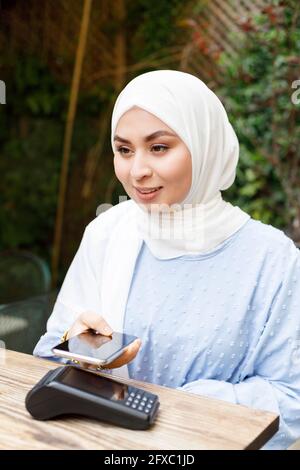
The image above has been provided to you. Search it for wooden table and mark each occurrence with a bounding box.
[0,350,279,450]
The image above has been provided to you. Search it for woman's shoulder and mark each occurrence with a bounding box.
[84,199,136,240]
[244,217,299,259]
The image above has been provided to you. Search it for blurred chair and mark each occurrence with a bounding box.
[0,250,51,304]
[0,249,53,353]
[0,291,57,354]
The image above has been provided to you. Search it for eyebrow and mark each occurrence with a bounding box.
[113,130,177,144]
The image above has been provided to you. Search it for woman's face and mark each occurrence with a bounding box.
[113,107,192,210]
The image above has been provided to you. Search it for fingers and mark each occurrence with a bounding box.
[102,338,142,369]
[76,361,106,372]
[79,311,113,336]
[66,311,141,371]
[71,338,142,371]
[78,361,96,370]
[67,312,113,340]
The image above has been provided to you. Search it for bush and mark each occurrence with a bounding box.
[218,0,300,241]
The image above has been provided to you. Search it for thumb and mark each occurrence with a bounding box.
[80,311,113,336]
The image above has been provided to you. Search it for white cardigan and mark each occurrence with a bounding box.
[47,200,143,376]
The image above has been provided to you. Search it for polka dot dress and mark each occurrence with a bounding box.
[123,218,300,449]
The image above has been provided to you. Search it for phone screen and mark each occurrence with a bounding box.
[53,331,137,363]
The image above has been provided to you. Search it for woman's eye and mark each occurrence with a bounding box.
[116,145,168,155]
[151,144,168,153]
[117,147,131,155]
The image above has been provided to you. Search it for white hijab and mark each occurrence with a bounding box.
[111,70,250,259]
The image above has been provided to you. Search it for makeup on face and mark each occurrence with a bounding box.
[113,107,192,209]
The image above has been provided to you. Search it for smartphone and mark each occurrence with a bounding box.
[52,330,138,366]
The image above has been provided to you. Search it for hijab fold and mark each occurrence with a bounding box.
[111,70,250,259]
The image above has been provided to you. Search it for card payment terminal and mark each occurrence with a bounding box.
[25,366,160,430]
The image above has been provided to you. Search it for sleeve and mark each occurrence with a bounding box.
[33,219,107,358]
[177,240,300,450]
[32,303,74,361]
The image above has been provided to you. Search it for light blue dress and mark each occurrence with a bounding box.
[33,218,300,449]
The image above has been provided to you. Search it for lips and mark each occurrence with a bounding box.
[134,186,163,200]
[135,187,162,194]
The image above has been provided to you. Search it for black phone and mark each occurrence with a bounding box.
[52,330,138,367]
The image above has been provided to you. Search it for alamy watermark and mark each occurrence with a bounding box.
[291,330,300,366]
[291,80,300,105]
[0,80,6,104]
[0,340,6,365]
[96,195,206,244]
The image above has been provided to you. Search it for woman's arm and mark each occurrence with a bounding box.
[33,220,106,358]
[33,328,69,364]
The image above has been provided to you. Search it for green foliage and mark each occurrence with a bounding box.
[218,0,300,238]
[224,144,287,228]
[0,120,62,249]
[0,55,100,265]
[127,0,187,63]
[0,2,187,277]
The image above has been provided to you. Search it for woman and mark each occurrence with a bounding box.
[34,70,300,449]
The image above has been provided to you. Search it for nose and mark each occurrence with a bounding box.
[129,150,153,180]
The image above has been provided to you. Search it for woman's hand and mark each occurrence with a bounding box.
[66,311,114,340]
[66,311,142,370]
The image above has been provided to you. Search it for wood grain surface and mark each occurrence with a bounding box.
[0,350,279,450]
